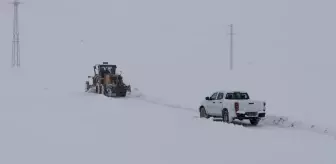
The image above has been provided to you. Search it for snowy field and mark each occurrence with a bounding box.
[1,0,336,163]
[0,73,335,164]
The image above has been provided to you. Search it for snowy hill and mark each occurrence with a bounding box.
[1,0,336,163]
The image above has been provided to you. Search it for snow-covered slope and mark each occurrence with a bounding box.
[1,0,336,163]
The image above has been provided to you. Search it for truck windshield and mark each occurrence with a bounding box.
[226,92,249,100]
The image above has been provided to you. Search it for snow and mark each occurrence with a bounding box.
[1,0,336,163]
[1,78,336,164]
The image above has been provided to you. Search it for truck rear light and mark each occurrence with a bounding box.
[234,102,239,112]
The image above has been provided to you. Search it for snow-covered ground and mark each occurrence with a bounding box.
[1,0,336,163]
[0,73,335,164]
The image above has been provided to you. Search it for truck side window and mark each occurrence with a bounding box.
[226,93,233,99]
[217,92,224,100]
[210,92,218,100]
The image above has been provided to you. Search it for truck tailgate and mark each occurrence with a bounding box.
[237,100,263,112]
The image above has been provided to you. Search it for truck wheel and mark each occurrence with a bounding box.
[222,109,230,123]
[250,118,260,126]
[199,107,209,119]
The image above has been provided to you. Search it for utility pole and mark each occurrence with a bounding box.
[9,0,22,68]
[228,24,235,70]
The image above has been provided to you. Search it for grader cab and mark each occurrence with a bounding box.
[85,62,131,97]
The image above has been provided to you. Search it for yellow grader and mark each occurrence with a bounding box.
[85,62,131,97]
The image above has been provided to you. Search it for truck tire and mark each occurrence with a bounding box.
[199,106,209,119]
[250,118,260,126]
[222,109,230,123]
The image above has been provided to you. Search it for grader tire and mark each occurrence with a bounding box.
[85,81,90,92]
[96,84,102,94]
[99,84,103,94]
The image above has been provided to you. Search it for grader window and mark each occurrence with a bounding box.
[99,65,116,75]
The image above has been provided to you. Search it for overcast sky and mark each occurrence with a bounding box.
[1,0,335,74]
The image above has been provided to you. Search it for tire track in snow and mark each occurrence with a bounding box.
[117,88,196,112]
[260,115,336,139]
[131,94,197,113]
[86,88,336,139]
[129,89,336,139]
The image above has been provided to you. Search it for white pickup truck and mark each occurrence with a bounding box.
[199,90,266,125]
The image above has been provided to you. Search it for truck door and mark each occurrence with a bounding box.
[206,92,218,114]
[213,92,224,116]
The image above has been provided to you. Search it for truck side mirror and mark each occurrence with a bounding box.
[205,97,210,100]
